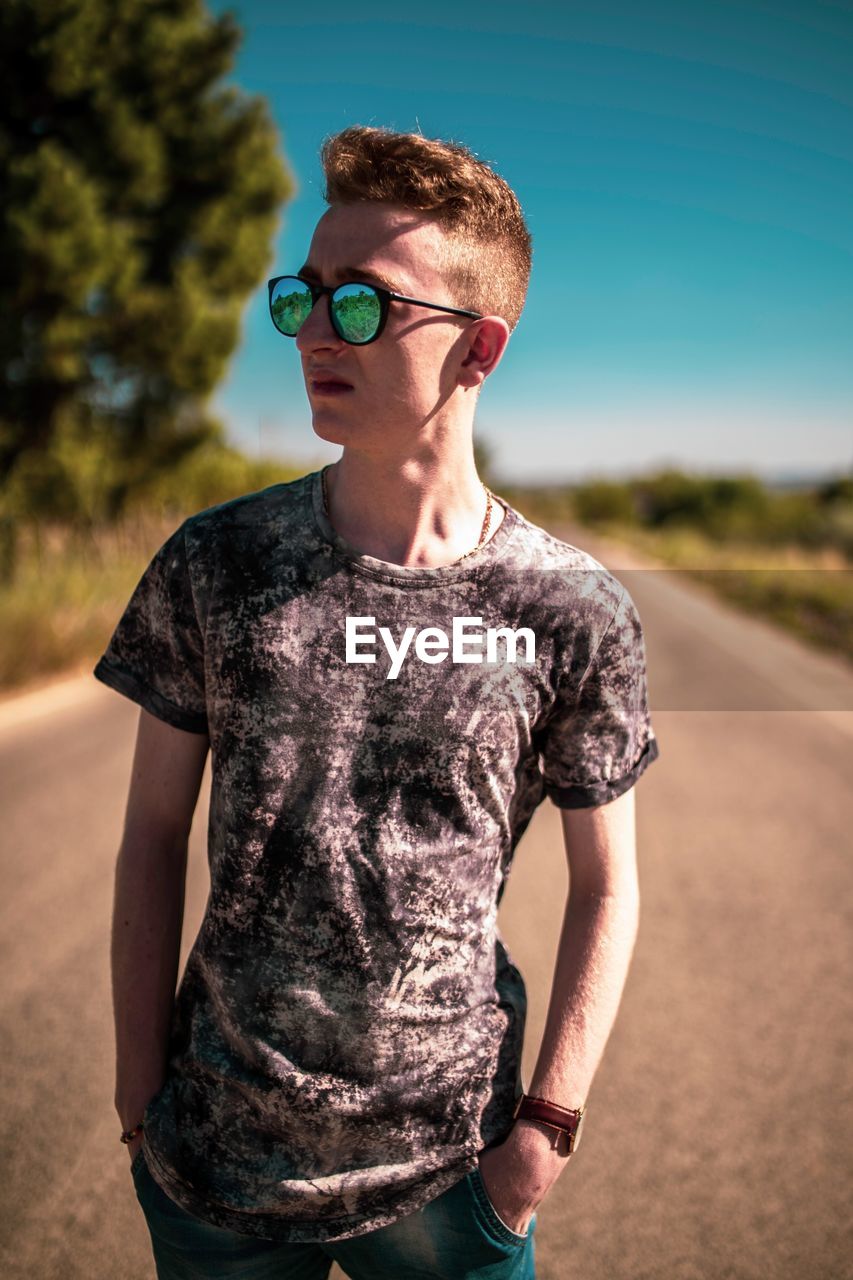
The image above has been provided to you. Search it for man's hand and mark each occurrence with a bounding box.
[476,1119,573,1235]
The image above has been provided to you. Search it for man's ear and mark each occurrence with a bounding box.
[457,317,511,389]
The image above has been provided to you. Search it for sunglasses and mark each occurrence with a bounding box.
[267,274,483,346]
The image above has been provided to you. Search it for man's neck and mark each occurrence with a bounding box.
[322,452,505,569]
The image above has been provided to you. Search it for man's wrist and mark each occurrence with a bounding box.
[116,1103,148,1131]
[512,1115,574,1159]
[115,1079,164,1131]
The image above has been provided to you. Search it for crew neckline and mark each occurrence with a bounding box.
[307,466,519,584]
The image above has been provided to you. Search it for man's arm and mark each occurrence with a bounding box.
[527,782,640,1111]
[477,785,641,1229]
[112,708,209,1161]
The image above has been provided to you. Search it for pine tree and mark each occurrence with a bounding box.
[0,0,292,522]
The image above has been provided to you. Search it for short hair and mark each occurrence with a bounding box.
[319,125,532,333]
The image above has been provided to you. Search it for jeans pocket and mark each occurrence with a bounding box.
[468,1166,535,1247]
[130,1146,146,1180]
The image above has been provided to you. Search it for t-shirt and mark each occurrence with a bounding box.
[93,466,660,1243]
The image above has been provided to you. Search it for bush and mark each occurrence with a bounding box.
[570,479,636,526]
[124,441,307,521]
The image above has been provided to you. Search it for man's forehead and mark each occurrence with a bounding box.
[304,204,446,295]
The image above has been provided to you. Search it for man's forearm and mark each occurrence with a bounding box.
[477,858,641,1232]
[112,829,188,1129]
[527,880,640,1116]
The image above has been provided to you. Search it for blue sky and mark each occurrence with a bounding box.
[208,0,852,485]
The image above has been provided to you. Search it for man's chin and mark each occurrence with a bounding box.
[311,420,356,447]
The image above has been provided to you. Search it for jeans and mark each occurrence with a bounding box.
[130,1146,537,1279]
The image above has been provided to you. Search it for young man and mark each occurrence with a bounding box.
[96,125,660,1279]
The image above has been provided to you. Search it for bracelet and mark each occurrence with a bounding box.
[120,1122,145,1144]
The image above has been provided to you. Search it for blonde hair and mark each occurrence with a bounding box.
[319,125,532,333]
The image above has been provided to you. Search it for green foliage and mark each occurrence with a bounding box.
[817,475,853,506]
[497,483,576,528]
[566,466,853,558]
[124,440,307,521]
[0,0,293,522]
[571,478,637,526]
[3,405,140,524]
[631,468,769,535]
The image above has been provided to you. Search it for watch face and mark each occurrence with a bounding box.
[572,1109,585,1152]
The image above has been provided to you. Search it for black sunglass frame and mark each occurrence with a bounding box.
[267,274,483,346]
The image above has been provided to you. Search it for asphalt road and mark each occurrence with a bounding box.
[1,525,851,1280]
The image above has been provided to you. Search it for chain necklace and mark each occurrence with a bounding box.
[321,467,494,564]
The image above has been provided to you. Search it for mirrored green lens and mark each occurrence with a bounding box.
[270,277,313,335]
[331,283,382,344]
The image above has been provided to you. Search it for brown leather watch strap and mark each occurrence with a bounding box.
[513,1093,586,1152]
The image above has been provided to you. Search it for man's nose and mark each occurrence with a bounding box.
[295,293,342,352]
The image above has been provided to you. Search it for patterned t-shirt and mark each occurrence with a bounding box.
[94,466,659,1243]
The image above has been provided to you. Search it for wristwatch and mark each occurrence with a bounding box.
[513,1092,587,1153]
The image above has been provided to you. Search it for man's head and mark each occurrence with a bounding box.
[320,126,532,333]
[293,125,532,460]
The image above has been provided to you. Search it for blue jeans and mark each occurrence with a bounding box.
[131,1147,536,1279]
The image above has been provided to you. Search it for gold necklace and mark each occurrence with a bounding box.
[321,467,494,563]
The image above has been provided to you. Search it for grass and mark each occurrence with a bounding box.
[584,522,853,664]
[0,514,177,693]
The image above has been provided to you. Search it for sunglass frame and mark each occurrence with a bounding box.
[267,274,483,346]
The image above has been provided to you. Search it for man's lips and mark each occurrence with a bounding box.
[310,378,354,394]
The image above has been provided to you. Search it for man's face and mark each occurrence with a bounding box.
[295,202,486,455]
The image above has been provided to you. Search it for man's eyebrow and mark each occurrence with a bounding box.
[297,263,408,294]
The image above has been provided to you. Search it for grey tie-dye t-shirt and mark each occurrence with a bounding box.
[94,467,659,1243]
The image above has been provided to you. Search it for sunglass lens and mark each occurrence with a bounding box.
[270,277,313,336]
[331,283,382,344]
